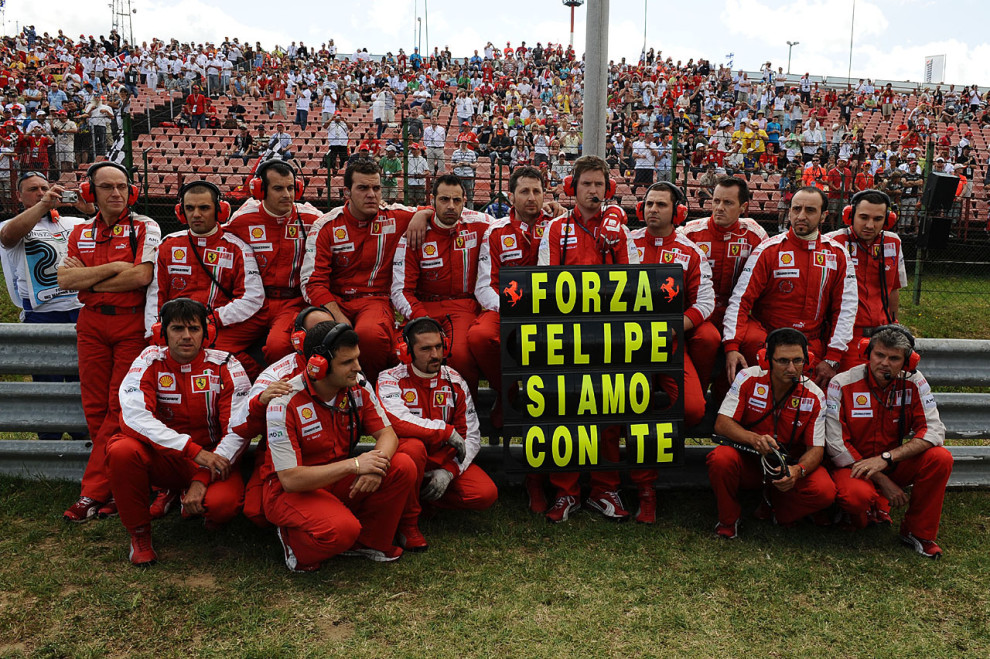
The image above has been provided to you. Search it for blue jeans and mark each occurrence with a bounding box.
[22,305,87,440]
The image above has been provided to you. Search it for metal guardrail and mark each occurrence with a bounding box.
[1,324,988,487]
[1,441,986,488]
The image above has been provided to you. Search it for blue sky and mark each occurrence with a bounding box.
[9,0,987,86]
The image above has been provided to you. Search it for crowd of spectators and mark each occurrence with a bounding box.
[2,25,989,224]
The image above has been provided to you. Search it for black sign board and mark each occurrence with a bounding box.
[499,265,685,472]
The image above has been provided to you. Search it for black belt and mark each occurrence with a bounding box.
[422,294,473,302]
[264,286,302,299]
[93,305,142,315]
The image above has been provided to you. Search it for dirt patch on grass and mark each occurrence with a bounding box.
[316,617,355,641]
[168,572,216,590]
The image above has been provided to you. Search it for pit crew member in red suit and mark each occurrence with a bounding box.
[57,161,161,523]
[232,305,338,528]
[377,317,497,551]
[708,328,836,539]
[536,155,639,524]
[391,174,491,396]
[223,160,323,363]
[679,178,768,395]
[146,181,265,378]
[825,325,952,558]
[630,181,717,430]
[824,190,907,372]
[723,187,857,390]
[300,157,432,383]
[263,322,417,571]
[106,298,251,566]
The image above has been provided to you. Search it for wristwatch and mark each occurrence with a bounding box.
[797,464,807,479]
[881,451,894,467]
[824,359,840,369]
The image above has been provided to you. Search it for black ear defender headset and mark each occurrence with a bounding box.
[636,181,688,225]
[290,305,336,354]
[843,189,898,324]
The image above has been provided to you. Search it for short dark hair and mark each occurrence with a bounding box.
[509,166,544,193]
[791,185,828,211]
[570,155,610,188]
[343,156,381,189]
[179,180,220,207]
[766,327,808,362]
[304,321,360,360]
[715,176,750,203]
[403,317,445,348]
[160,297,209,334]
[851,189,889,212]
[432,173,465,196]
[258,160,295,194]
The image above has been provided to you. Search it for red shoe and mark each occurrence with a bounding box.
[900,531,943,559]
[128,525,158,567]
[635,487,657,524]
[545,495,580,524]
[869,505,893,526]
[149,488,179,520]
[276,527,321,572]
[63,497,101,523]
[342,543,403,562]
[396,525,428,553]
[97,498,118,519]
[715,519,740,540]
[585,490,631,522]
[525,474,549,514]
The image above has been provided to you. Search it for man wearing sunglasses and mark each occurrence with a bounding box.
[0,171,94,439]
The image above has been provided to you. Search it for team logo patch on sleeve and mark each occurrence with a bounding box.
[157,374,176,391]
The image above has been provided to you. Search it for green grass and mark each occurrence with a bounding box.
[0,476,988,656]
[900,272,990,340]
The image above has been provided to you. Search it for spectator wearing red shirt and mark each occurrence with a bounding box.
[184,84,208,132]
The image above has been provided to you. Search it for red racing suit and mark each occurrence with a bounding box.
[224,198,322,362]
[536,205,638,498]
[106,346,251,531]
[824,228,908,371]
[300,202,421,380]
[537,205,639,266]
[631,227,718,426]
[468,209,552,397]
[230,351,305,528]
[263,374,416,565]
[825,365,951,539]
[377,362,496,529]
[65,211,161,504]
[391,211,492,392]
[706,366,835,525]
[679,216,768,327]
[145,226,265,377]
[722,228,857,365]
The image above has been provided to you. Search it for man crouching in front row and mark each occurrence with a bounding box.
[262,321,416,572]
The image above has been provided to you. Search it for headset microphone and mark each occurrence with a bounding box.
[791,377,800,384]
[882,372,893,381]
[591,195,601,204]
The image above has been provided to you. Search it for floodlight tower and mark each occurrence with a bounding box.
[111,0,135,47]
[562,0,585,48]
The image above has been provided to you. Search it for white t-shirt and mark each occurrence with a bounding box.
[0,212,87,311]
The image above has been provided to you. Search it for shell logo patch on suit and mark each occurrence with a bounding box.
[172,247,186,262]
[334,227,348,242]
[250,226,265,240]
[854,393,870,407]
[502,235,516,249]
[158,374,176,391]
[779,252,794,266]
[297,403,317,422]
[402,389,418,404]
[423,242,438,257]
